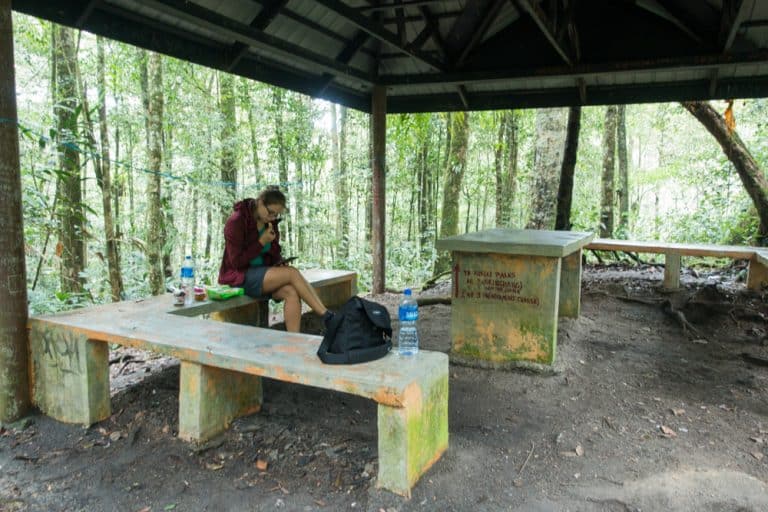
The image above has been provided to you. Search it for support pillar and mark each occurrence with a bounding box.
[371,85,386,294]
[0,0,31,423]
[559,249,583,318]
[377,366,449,497]
[178,361,263,442]
[663,253,681,289]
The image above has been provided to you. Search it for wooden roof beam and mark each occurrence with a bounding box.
[314,0,445,71]
[720,0,749,52]
[136,0,374,84]
[227,0,288,71]
[315,30,370,96]
[515,0,572,66]
[75,0,101,29]
[634,0,704,45]
[455,0,506,67]
[358,0,446,12]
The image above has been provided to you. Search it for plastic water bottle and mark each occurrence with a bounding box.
[398,288,419,356]
[180,255,195,306]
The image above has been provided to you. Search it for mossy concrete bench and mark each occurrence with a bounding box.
[27,270,448,497]
[587,238,768,291]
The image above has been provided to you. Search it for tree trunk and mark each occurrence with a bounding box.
[600,105,618,237]
[555,106,581,230]
[54,25,85,295]
[219,71,238,224]
[0,0,31,422]
[271,87,291,246]
[338,106,350,259]
[417,116,433,258]
[616,105,629,238]
[682,101,768,245]
[246,82,260,183]
[527,108,567,230]
[94,37,123,300]
[434,111,470,274]
[145,52,164,295]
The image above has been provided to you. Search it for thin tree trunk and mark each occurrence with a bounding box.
[246,82,260,183]
[54,25,85,295]
[338,106,350,259]
[145,52,164,295]
[272,87,291,246]
[219,71,237,224]
[617,105,629,238]
[204,208,212,260]
[600,105,618,237]
[96,36,123,300]
[0,0,31,422]
[417,124,432,257]
[555,106,581,230]
[494,111,507,226]
[527,108,567,230]
[435,111,470,274]
[682,101,768,245]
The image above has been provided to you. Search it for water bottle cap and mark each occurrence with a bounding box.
[185,255,192,260]
[404,288,412,296]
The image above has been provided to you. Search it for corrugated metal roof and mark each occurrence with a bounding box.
[12,0,768,112]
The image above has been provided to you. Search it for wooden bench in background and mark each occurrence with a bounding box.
[586,238,768,291]
[28,269,449,497]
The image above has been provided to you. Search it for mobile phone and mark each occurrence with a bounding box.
[279,256,297,266]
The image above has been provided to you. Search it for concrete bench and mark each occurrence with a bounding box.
[586,238,768,291]
[27,270,448,497]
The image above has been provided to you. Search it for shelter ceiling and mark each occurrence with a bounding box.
[12,0,768,112]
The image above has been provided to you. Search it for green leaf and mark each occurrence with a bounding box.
[164,504,177,510]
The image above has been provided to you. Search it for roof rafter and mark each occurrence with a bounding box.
[455,0,506,67]
[226,0,288,71]
[315,29,370,96]
[137,0,374,84]
[313,0,445,71]
[75,0,101,28]
[720,0,749,52]
[515,0,572,66]
[634,0,704,45]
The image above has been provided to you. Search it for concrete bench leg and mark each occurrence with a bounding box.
[314,276,358,310]
[376,369,449,498]
[29,323,110,425]
[663,253,681,289]
[559,249,583,318]
[178,362,263,442]
[747,259,768,291]
[210,301,268,327]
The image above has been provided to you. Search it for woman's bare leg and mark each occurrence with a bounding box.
[272,284,301,332]
[262,266,328,315]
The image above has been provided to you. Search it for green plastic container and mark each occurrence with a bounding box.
[206,285,245,300]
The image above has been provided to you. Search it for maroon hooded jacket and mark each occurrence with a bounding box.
[218,198,282,286]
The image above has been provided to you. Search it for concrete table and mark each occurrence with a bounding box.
[436,229,594,365]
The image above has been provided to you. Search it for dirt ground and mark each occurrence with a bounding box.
[2,263,768,512]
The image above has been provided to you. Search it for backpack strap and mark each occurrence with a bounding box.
[317,310,345,364]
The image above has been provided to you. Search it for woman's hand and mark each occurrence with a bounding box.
[259,222,276,245]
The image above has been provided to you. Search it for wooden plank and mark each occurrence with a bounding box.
[663,253,681,289]
[437,228,594,258]
[747,251,768,291]
[29,307,446,408]
[587,238,758,259]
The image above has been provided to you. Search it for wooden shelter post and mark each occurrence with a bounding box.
[371,85,386,294]
[0,0,30,422]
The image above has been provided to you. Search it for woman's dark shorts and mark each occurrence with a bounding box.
[242,265,272,300]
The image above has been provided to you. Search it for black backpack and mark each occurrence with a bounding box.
[317,296,393,364]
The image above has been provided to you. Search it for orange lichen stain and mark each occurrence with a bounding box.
[272,366,300,383]
[273,344,304,354]
[372,387,405,408]
[332,378,361,396]
[408,445,448,485]
[241,365,267,377]
[401,382,423,410]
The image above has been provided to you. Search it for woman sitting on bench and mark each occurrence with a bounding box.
[218,186,334,332]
